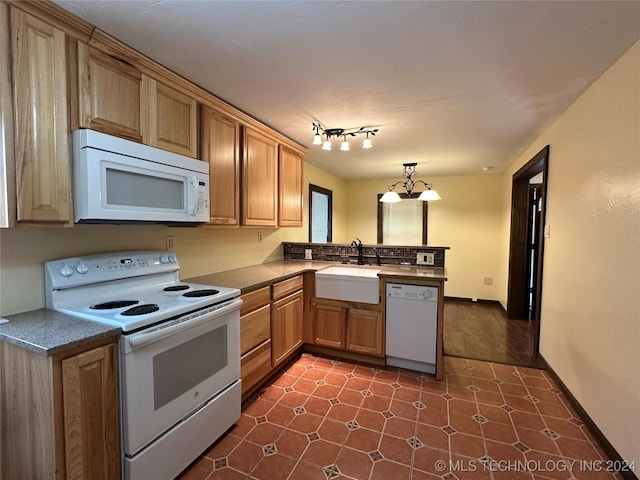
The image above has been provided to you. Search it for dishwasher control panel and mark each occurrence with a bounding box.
[386,283,438,301]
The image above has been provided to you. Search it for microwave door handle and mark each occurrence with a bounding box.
[126,298,242,350]
[186,176,197,215]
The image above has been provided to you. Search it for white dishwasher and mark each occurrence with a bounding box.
[385,283,438,374]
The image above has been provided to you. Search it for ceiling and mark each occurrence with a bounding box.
[54,1,640,180]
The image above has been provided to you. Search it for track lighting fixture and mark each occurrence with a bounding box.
[312,123,378,151]
[380,163,441,203]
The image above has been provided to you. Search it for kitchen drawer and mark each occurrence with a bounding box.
[240,340,272,395]
[240,304,271,355]
[272,275,303,300]
[240,286,271,316]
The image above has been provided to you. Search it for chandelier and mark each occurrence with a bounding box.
[380,163,441,203]
[312,122,379,151]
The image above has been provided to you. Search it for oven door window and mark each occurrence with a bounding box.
[121,307,240,456]
[153,326,227,410]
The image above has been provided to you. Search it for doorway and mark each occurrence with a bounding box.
[506,146,549,352]
[526,183,543,319]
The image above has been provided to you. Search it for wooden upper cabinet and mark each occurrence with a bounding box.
[201,106,240,224]
[143,76,198,158]
[11,7,72,223]
[278,145,304,227]
[78,44,143,142]
[77,45,198,158]
[242,127,278,226]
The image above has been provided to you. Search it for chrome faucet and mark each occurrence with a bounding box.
[351,238,365,265]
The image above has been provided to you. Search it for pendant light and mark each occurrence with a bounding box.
[380,163,441,203]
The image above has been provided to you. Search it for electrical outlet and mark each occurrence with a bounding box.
[304,249,313,260]
[165,236,175,251]
[472,297,478,302]
[483,277,493,285]
[416,252,435,265]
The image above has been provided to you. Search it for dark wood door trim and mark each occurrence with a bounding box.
[507,146,549,324]
[309,184,333,243]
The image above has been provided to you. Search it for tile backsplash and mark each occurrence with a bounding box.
[283,243,448,268]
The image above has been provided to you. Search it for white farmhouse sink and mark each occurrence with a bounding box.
[315,266,381,304]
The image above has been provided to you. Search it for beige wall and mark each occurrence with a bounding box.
[345,174,503,299]
[499,41,640,464]
[0,161,347,316]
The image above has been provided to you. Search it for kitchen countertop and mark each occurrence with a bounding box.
[187,260,329,293]
[0,309,120,356]
[187,260,447,293]
[0,261,446,356]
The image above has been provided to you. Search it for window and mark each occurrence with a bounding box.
[309,184,332,243]
[377,193,428,245]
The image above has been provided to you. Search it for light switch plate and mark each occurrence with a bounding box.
[416,252,435,265]
[165,236,175,251]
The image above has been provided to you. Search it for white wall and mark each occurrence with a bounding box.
[499,40,640,465]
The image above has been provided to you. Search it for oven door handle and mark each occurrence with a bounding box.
[126,298,242,350]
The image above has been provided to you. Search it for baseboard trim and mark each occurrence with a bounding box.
[445,296,502,306]
[538,354,638,480]
[303,344,386,366]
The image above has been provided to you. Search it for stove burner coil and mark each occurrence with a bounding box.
[90,300,139,310]
[163,285,190,292]
[121,304,160,316]
[182,289,220,298]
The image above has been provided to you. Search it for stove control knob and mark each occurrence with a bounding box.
[168,254,176,263]
[76,263,89,274]
[160,255,170,264]
[59,265,73,278]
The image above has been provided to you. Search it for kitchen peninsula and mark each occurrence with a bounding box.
[187,253,448,398]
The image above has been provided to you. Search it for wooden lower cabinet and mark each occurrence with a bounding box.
[240,339,272,396]
[312,301,384,358]
[239,277,305,397]
[314,304,345,349]
[271,290,303,367]
[345,309,383,356]
[1,338,119,480]
[61,344,120,479]
[240,304,270,355]
[239,286,272,395]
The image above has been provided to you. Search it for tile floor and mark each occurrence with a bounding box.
[178,354,620,480]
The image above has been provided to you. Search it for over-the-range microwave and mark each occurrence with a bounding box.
[73,129,209,224]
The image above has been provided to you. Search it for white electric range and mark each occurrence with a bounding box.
[45,251,242,480]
